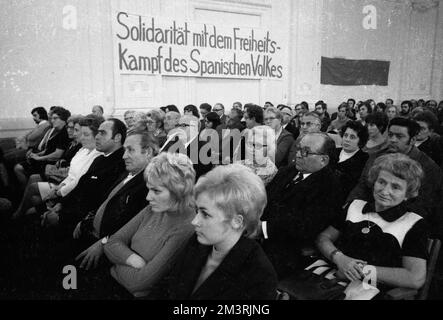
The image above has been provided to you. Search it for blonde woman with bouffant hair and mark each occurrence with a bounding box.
[165,164,278,300]
[104,152,196,298]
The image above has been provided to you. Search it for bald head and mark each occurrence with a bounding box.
[295,133,335,173]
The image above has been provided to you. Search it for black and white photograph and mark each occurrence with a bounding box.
[0,0,442,305]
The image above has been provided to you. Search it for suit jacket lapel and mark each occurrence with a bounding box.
[280,167,326,201]
[111,170,144,199]
[277,129,289,145]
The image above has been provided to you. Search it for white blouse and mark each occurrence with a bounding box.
[58,148,103,197]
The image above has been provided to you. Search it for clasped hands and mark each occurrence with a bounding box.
[27,152,42,161]
[334,254,368,282]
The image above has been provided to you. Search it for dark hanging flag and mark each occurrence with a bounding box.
[321,56,390,86]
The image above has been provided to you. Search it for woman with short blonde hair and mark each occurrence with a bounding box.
[104,152,196,298]
[166,164,278,300]
[194,164,267,238]
[144,152,196,213]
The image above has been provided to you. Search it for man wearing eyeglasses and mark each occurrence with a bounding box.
[286,112,322,166]
[258,132,343,278]
[213,103,227,126]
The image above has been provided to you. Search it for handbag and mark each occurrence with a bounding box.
[44,164,69,184]
[278,262,346,300]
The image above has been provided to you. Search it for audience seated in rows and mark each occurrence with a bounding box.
[42,119,127,238]
[1,96,443,300]
[11,115,102,220]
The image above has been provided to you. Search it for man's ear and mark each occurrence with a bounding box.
[114,133,122,144]
[144,147,153,158]
[322,155,330,166]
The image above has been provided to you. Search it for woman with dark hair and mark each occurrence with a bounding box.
[367,99,376,112]
[347,99,356,119]
[204,112,221,130]
[14,106,71,188]
[363,112,389,155]
[374,102,387,114]
[184,105,200,119]
[333,121,369,198]
[358,102,372,126]
[165,105,180,114]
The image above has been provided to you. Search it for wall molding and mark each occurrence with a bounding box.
[198,0,272,9]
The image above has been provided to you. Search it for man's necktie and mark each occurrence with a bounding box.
[285,172,303,189]
[293,172,304,183]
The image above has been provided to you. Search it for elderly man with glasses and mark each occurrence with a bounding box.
[213,103,227,126]
[257,132,344,278]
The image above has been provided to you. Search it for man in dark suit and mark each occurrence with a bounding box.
[162,115,213,180]
[412,111,443,168]
[214,103,228,126]
[73,131,159,270]
[217,108,246,164]
[43,119,127,237]
[278,105,299,140]
[315,101,331,132]
[259,132,343,277]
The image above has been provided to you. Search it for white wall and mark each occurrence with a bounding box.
[319,0,443,110]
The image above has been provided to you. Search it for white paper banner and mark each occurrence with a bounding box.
[113,12,284,80]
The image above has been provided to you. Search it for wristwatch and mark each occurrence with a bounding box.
[329,249,343,262]
[101,236,109,245]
